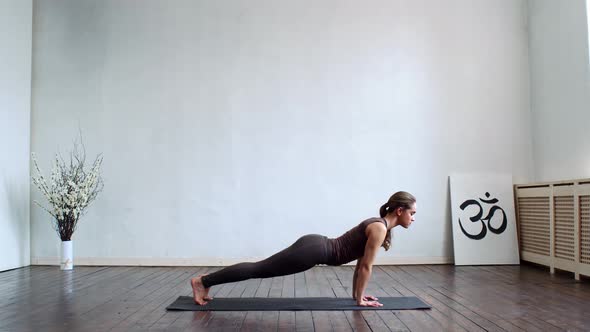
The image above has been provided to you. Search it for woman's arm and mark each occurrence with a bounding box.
[352,260,360,299]
[353,260,378,301]
[354,223,386,306]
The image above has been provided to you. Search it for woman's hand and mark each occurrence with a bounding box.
[353,295,378,301]
[362,295,378,301]
[357,299,383,307]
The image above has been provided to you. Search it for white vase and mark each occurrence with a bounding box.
[61,240,73,270]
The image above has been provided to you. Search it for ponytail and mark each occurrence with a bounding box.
[382,230,392,251]
[379,203,388,218]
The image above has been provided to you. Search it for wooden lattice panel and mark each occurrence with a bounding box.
[518,197,550,256]
[581,195,590,264]
[554,196,575,261]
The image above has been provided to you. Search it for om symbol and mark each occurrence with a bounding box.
[458,192,507,240]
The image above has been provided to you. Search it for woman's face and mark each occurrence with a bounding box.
[399,203,417,228]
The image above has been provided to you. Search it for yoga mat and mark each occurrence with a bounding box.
[166,296,431,311]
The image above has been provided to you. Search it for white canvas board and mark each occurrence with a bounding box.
[449,174,520,265]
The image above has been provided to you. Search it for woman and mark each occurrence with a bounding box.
[191,191,416,307]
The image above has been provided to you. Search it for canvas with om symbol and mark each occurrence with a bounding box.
[449,174,520,265]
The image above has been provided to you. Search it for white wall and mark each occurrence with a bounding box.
[31,0,533,265]
[0,0,32,272]
[528,0,590,182]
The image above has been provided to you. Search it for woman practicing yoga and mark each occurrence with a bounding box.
[191,191,416,307]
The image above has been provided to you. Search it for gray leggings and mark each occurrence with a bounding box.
[201,234,330,288]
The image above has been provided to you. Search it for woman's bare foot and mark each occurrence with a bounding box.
[198,274,213,301]
[190,276,210,305]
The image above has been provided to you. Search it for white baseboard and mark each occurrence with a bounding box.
[31,256,453,266]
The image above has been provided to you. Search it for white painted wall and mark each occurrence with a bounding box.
[588,0,590,61]
[0,0,32,272]
[31,0,533,265]
[528,0,590,182]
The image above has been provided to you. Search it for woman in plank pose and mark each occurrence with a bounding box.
[191,191,416,307]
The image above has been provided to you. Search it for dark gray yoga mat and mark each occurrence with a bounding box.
[166,296,431,311]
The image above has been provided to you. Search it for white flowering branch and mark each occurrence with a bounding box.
[31,138,104,241]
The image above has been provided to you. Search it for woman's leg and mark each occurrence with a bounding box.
[203,234,328,287]
[192,234,328,304]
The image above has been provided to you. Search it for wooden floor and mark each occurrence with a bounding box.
[1,264,589,332]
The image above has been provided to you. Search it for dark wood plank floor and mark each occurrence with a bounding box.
[1,263,589,331]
